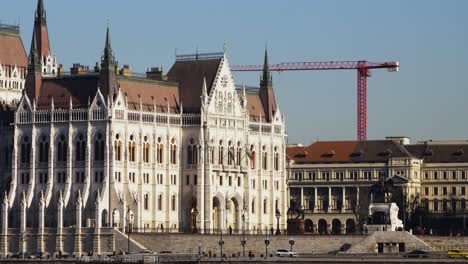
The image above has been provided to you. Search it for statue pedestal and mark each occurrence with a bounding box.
[367,203,403,232]
[287,219,305,234]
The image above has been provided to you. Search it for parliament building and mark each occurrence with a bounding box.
[0,0,287,235]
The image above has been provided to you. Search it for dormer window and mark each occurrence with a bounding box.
[350,149,365,158]
[454,149,464,157]
[322,150,335,158]
[295,151,307,158]
[423,149,433,157]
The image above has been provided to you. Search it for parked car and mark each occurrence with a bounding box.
[159,250,173,254]
[276,249,298,257]
[140,249,152,254]
[404,249,429,258]
[33,251,50,259]
[448,250,468,258]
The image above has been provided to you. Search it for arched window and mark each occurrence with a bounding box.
[57,135,67,162]
[143,136,150,163]
[251,198,255,214]
[227,141,234,165]
[227,93,233,113]
[250,145,256,169]
[157,137,163,164]
[236,142,242,166]
[433,199,439,211]
[187,138,197,165]
[38,135,49,163]
[171,195,176,211]
[170,138,177,164]
[114,134,122,161]
[218,140,224,165]
[158,194,163,210]
[217,92,223,112]
[263,198,267,214]
[128,135,136,162]
[75,134,86,162]
[262,146,268,170]
[95,133,105,161]
[144,193,149,210]
[275,199,279,212]
[274,146,279,171]
[20,136,31,164]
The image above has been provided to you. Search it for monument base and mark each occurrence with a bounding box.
[367,202,403,232]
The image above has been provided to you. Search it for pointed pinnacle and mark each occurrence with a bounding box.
[36,0,46,19]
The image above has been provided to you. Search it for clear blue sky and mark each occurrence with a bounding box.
[2,0,467,144]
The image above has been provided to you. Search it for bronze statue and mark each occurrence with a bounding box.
[369,176,395,203]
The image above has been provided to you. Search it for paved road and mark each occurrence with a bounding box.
[200,256,468,263]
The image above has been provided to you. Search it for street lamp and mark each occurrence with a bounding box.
[126,206,131,254]
[241,213,246,257]
[219,229,224,259]
[275,209,281,235]
[289,237,295,252]
[193,208,199,233]
[264,232,270,259]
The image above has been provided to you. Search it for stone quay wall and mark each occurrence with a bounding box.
[418,236,468,251]
[131,233,366,256]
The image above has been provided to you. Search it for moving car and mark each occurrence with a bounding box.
[448,250,468,258]
[276,249,299,257]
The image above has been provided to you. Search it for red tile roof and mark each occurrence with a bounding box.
[0,29,27,67]
[118,77,180,113]
[405,144,468,163]
[287,140,413,164]
[36,74,100,109]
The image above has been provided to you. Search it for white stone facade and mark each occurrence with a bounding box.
[0,63,26,105]
[4,54,287,235]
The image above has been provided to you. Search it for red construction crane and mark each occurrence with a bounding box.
[230,61,399,141]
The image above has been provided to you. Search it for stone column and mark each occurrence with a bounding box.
[37,192,45,253]
[314,188,318,211]
[20,193,27,253]
[55,192,64,256]
[73,191,82,257]
[356,187,360,209]
[328,187,332,212]
[93,193,101,255]
[300,188,304,208]
[0,194,9,257]
[341,187,346,213]
[121,198,126,233]
[236,207,242,231]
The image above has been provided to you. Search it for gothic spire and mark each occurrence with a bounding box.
[28,30,40,71]
[259,47,277,122]
[261,47,272,86]
[100,26,118,98]
[36,0,46,20]
[101,26,115,68]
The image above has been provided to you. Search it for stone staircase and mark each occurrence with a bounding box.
[347,231,433,254]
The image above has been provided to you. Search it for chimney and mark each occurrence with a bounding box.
[58,64,65,76]
[119,65,132,76]
[70,63,90,75]
[146,67,165,80]
[386,136,411,145]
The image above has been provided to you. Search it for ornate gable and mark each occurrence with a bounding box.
[207,55,243,117]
